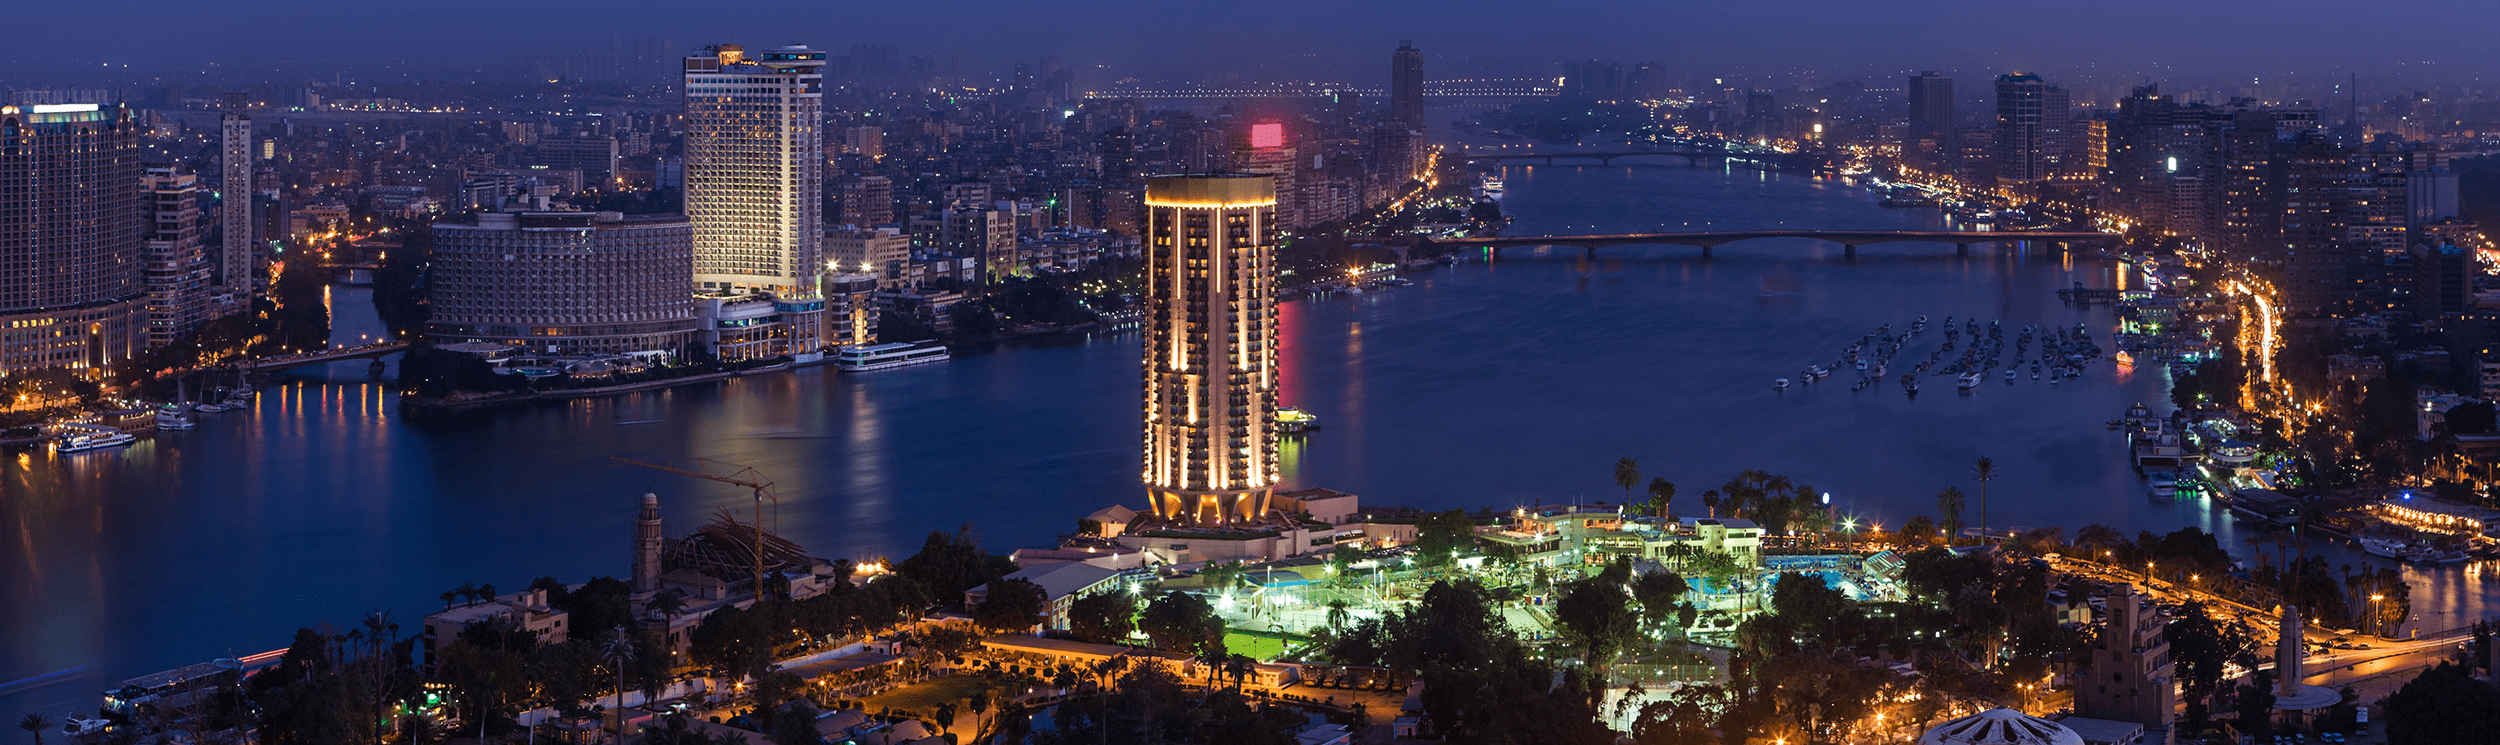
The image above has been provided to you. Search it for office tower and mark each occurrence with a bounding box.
[825,226,911,284]
[532,134,620,185]
[0,103,147,372]
[1099,128,1137,185]
[2408,167,2460,234]
[1906,72,1954,150]
[681,43,826,296]
[142,168,214,348]
[1389,41,1424,129]
[1141,175,1280,525]
[1237,123,1299,228]
[2415,241,2475,318]
[425,211,699,356]
[843,126,883,159]
[942,204,1016,283]
[2278,132,2358,313]
[1994,73,2056,184]
[2076,585,2177,729]
[220,94,255,295]
[838,176,894,227]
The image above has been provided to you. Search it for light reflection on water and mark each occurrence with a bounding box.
[2,164,2490,717]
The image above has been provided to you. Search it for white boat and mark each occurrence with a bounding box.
[834,341,951,372]
[1809,365,1830,378]
[155,405,195,431]
[2358,536,2405,559]
[57,431,138,453]
[193,403,230,413]
[1773,378,1789,390]
[1957,372,1983,390]
[2147,471,2177,497]
[1855,360,1868,371]
[1481,177,1505,195]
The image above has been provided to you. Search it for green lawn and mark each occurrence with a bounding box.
[862,676,998,716]
[1223,631,1290,661]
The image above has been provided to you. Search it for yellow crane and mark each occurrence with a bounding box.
[609,456,778,594]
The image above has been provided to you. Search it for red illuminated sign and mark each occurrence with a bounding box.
[1250,123,1284,149]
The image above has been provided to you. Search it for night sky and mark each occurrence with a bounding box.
[8,1,2498,91]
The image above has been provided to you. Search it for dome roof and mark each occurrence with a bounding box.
[1915,708,2084,745]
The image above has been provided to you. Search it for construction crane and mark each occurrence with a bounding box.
[610,456,777,594]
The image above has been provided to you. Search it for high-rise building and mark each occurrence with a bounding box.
[1237,123,1299,228]
[1994,73,2058,184]
[2415,241,2475,318]
[1910,71,1950,166]
[838,175,894,227]
[1389,41,1424,130]
[825,226,911,285]
[424,211,699,356]
[533,134,620,185]
[142,168,215,348]
[0,102,147,372]
[682,43,826,296]
[220,95,256,296]
[1141,175,1280,524]
[942,204,1016,283]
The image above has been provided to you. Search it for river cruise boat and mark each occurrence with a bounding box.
[1277,407,1322,433]
[57,431,138,453]
[834,341,951,372]
[1481,177,1505,195]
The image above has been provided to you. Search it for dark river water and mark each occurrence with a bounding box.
[3,159,2487,714]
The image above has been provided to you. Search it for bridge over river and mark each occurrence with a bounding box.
[1427,230,2121,259]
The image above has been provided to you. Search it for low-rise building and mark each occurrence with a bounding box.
[420,588,570,665]
[963,561,1127,631]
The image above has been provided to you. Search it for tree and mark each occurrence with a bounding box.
[1066,590,1138,645]
[1970,457,1998,540]
[1555,574,1641,682]
[19,714,48,745]
[1646,477,1676,520]
[1701,490,1722,518]
[2443,401,2499,436]
[1325,599,1353,632]
[974,578,1049,633]
[2075,523,2125,560]
[1631,572,1690,629]
[2166,601,2246,732]
[1614,458,1642,501]
[2382,662,2500,745]
[597,628,635,742]
[1935,487,1967,541]
[1413,510,1478,566]
[1138,591,1226,659]
[897,528,1018,600]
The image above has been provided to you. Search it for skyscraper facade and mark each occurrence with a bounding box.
[1141,175,1280,525]
[682,43,826,296]
[1905,71,1953,167]
[142,167,214,348]
[1994,73,2055,184]
[1389,41,1424,130]
[220,97,255,296]
[0,103,147,372]
[425,211,699,356]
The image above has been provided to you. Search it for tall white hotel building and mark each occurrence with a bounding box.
[681,43,827,357]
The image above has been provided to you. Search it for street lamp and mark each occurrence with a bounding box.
[2370,594,2384,638]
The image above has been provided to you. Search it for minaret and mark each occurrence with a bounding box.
[633,493,664,596]
[2277,602,2303,697]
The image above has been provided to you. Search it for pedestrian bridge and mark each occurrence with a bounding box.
[1427,230,2120,258]
[231,342,410,372]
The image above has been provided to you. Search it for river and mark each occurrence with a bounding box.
[1,158,2487,714]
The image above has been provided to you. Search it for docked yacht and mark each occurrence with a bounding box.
[2147,471,2177,497]
[2358,536,2406,559]
[1481,177,1505,195]
[155,404,195,431]
[1956,372,1983,390]
[57,431,138,453]
[834,341,951,372]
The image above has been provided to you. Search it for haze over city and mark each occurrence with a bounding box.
[11,3,2500,745]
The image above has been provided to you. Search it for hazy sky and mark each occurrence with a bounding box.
[12,0,2500,86]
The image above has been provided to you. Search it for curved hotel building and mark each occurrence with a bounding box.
[0,103,146,373]
[425,211,698,355]
[1141,175,1281,524]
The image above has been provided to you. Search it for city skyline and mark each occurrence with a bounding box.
[11,1,2500,87]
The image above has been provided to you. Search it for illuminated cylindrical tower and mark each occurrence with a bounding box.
[1142,175,1279,524]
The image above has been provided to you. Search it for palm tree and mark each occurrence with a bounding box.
[1969,457,1997,541]
[1701,490,1721,518]
[439,589,460,611]
[1646,478,1675,520]
[2074,524,2124,561]
[1325,599,1352,631]
[20,713,49,745]
[1935,487,1967,542]
[1613,458,1642,501]
[968,691,991,741]
[598,627,636,742]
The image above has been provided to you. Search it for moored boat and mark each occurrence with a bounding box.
[834,341,951,372]
[57,431,138,453]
